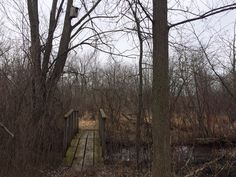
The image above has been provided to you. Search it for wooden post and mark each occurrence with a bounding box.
[63,117,68,152]
[75,110,79,133]
[64,109,74,151]
[70,114,73,142]
[68,115,71,144]
[72,112,75,135]
[63,109,80,154]
[99,109,107,157]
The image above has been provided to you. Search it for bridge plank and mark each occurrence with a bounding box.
[64,133,80,166]
[83,131,94,169]
[94,131,102,164]
[73,131,88,172]
[66,116,102,173]
[70,130,102,173]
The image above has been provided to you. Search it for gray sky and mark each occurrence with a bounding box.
[0,0,236,67]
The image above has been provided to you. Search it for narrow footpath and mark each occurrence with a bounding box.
[72,130,100,172]
[64,116,102,175]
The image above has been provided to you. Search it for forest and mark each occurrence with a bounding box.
[0,0,236,177]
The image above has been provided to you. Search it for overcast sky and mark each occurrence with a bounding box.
[0,0,236,67]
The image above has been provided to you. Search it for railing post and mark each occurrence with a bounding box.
[99,109,107,158]
[72,112,75,135]
[99,112,101,145]
[64,109,74,151]
[68,115,71,146]
[69,114,73,142]
[63,109,80,154]
[63,117,68,153]
[75,110,79,133]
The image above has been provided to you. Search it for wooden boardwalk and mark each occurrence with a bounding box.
[73,130,99,172]
[64,128,102,172]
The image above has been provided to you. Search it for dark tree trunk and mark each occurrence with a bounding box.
[27,0,46,120]
[152,0,171,176]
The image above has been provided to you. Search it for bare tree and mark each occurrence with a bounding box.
[152,1,236,176]
[26,0,120,121]
[152,0,170,176]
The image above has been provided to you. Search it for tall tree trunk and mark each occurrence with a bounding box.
[136,32,143,166]
[27,0,45,120]
[47,0,73,95]
[152,0,171,176]
[128,0,144,167]
[231,30,236,122]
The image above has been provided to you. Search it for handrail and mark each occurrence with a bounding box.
[64,109,74,118]
[99,109,107,119]
[63,109,80,153]
[99,109,107,157]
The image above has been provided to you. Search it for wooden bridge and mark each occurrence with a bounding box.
[63,109,107,172]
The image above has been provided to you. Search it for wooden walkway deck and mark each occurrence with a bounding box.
[72,130,101,172]
[64,128,102,172]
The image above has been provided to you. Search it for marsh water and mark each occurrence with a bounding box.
[105,141,236,176]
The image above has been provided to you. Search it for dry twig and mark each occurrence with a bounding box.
[0,122,14,138]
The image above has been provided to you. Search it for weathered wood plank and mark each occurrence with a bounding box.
[94,131,102,164]
[64,133,80,166]
[69,130,102,172]
[83,131,94,169]
[73,131,88,172]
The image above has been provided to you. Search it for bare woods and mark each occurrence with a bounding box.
[1,0,236,177]
[0,47,66,176]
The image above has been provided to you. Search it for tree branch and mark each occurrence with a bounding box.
[70,16,117,39]
[169,3,236,29]
[0,122,14,138]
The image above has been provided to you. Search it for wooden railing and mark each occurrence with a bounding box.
[99,109,107,157]
[63,109,79,153]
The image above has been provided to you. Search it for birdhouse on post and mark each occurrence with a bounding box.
[70,6,78,18]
